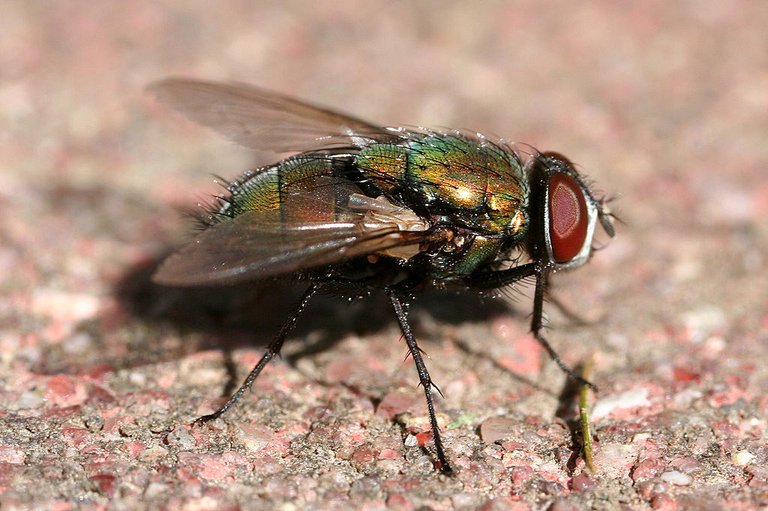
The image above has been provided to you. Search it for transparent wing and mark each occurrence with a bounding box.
[148,78,395,152]
[154,175,433,286]
[153,213,431,286]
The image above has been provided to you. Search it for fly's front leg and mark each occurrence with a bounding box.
[464,262,538,291]
[465,263,595,390]
[530,269,596,390]
[193,283,320,425]
[387,288,453,475]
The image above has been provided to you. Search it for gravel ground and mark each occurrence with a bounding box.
[2,2,767,510]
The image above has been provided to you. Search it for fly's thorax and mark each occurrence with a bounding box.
[355,134,528,236]
[485,179,529,238]
[354,143,409,193]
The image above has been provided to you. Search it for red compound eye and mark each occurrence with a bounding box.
[548,173,588,262]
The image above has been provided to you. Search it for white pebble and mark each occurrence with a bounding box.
[592,388,650,419]
[732,450,755,466]
[660,470,692,486]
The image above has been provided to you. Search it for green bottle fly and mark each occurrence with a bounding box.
[150,79,616,474]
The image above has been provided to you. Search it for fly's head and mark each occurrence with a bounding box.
[530,152,615,271]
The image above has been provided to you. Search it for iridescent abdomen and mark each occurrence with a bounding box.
[216,157,357,224]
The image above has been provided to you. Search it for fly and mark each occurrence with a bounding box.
[149,79,616,474]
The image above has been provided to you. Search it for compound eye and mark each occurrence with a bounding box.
[548,173,588,262]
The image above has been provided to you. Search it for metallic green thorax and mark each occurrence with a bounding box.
[215,133,530,278]
[356,135,528,237]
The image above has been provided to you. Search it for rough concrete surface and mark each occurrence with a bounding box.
[2,2,767,510]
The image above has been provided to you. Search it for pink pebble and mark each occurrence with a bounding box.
[61,426,90,448]
[90,473,117,497]
[632,458,665,482]
[498,334,542,376]
[386,493,411,510]
[378,448,401,460]
[124,441,145,459]
[376,389,419,419]
[351,446,376,465]
[480,416,518,443]
[0,444,26,464]
[651,493,678,511]
[570,473,597,492]
[510,466,533,488]
[45,375,87,407]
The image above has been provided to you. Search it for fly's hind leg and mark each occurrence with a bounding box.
[193,283,320,425]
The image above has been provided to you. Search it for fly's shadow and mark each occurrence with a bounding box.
[34,249,514,378]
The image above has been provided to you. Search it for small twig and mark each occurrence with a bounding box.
[579,353,596,473]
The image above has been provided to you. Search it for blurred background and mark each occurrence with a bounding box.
[2,1,767,509]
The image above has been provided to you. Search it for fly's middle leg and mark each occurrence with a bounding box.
[387,288,453,475]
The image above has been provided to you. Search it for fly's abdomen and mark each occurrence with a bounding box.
[216,155,360,224]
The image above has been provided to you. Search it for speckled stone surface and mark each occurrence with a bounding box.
[2,1,767,509]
